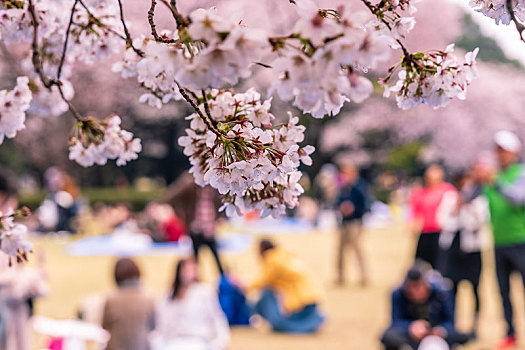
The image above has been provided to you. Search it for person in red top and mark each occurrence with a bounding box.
[409,164,455,271]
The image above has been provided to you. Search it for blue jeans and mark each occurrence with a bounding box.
[254,290,324,333]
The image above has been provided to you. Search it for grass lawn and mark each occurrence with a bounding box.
[30,222,525,349]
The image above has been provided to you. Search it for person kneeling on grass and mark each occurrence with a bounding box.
[381,266,470,350]
[247,239,325,333]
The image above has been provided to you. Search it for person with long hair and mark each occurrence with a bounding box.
[151,257,230,350]
[102,258,154,350]
[437,169,488,338]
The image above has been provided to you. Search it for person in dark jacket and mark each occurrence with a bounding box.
[381,266,469,350]
[335,161,368,286]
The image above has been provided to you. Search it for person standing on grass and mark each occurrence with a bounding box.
[335,161,369,286]
[474,130,525,350]
[248,239,325,334]
[436,170,488,339]
[102,258,155,350]
[166,172,224,275]
[409,164,455,271]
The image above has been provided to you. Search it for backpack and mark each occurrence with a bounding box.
[217,275,250,326]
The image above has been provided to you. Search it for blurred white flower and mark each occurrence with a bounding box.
[0,77,32,145]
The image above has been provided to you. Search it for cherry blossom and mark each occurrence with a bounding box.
[469,0,525,25]
[381,44,480,109]
[269,2,391,118]
[0,0,497,224]
[178,89,313,217]
[68,114,142,167]
[0,208,32,263]
[0,76,32,144]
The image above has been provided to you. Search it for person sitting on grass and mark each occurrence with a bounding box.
[102,258,155,350]
[380,265,469,350]
[151,257,230,350]
[247,239,325,333]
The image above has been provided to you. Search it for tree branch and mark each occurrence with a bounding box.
[77,0,126,40]
[57,0,78,81]
[116,0,145,57]
[28,0,84,121]
[201,89,218,128]
[148,0,177,43]
[166,0,190,28]
[506,0,525,43]
[177,86,224,137]
[360,0,410,57]
[28,0,53,89]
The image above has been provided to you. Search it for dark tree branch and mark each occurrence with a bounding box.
[360,0,410,57]
[148,0,177,43]
[177,85,224,137]
[166,0,190,28]
[28,0,84,121]
[77,0,126,40]
[57,0,78,81]
[506,0,525,43]
[201,89,218,128]
[116,0,145,57]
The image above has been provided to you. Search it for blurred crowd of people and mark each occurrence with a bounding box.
[64,237,323,350]
[2,130,525,350]
[382,130,525,350]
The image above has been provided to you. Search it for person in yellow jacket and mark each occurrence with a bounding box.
[248,239,325,333]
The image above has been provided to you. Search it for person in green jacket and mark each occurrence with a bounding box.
[475,130,525,350]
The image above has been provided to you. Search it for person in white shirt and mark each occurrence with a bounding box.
[151,257,230,350]
[437,169,489,338]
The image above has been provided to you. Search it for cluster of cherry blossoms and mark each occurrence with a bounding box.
[0,207,32,264]
[0,0,123,63]
[0,0,490,223]
[67,0,124,64]
[178,88,314,218]
[0,0,135,153]
[68,114,142,167]
[381,44,479,109]
[469,0,525,25]
[0,76,32,144]
[114,7,269,108]
[269,1,391,118]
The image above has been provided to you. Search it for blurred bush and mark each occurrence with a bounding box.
[18,187,165,211]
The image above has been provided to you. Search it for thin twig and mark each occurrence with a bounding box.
[186,89,199,104]
[77,0,126,40]
[116,0,145,57]
[56,84,83,121]
[28,0,84,121]
[28,0,53,88]
[360,0,409,57]
[506,0,525,43]
[57,0,78,81]
[178,86,224,137]
[148,0,177,43]
[201,89,218,128]
[166,0,190,28]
